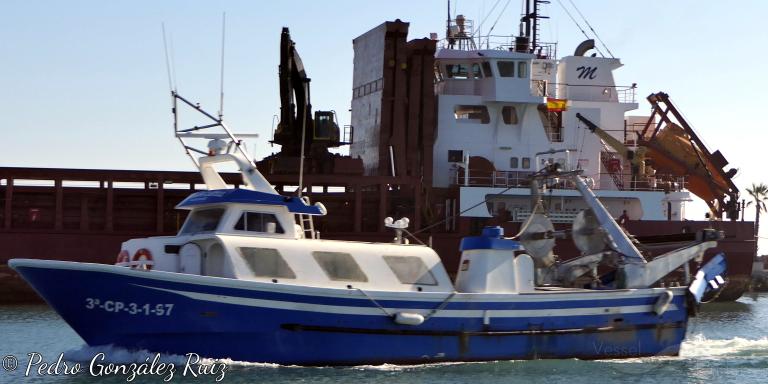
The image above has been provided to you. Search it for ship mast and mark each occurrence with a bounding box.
[520,0,549,55]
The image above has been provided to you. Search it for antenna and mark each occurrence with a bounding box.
[161,23,175,92]
[218,12,226,119]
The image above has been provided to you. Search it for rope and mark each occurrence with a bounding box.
[423,292,457,321]
[554,0,605,57]
[356,288,392,316]
[412,183,519,236]
[566,0,615,58]
[472,0,503,37]
[485,0,513,39]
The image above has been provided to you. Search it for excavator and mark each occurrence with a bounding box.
[261,27,356,175]
[576,92,740,221]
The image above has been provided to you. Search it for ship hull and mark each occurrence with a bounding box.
[11,259,690,364]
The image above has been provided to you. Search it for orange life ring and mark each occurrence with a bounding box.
[115,250,129,265]
[132,248,154,270]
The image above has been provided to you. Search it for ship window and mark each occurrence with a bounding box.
[471,63,483,78]
[502,106,518,124]
[522,157,531,169]
[448,150,465,162]
[454,105,490,124]
[510,157,519,169]
[179,208,225,235]
[481,61,493,77]
[383,256,438,285]
[446,64,469,79]
[518,61,528,78]
[234,212,285,234]
[313,251,368,282]
[239,247,296,279]
[497,61,515,77]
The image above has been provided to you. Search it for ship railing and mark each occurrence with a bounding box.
[531,80,556,98]
[510,209,578,223]
[451,169,688,193]
[597,172,688,192]
[551,83,637,104]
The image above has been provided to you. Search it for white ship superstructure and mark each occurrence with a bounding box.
[351,9,694,226]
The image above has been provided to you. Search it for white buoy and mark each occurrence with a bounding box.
[393,312,425,326]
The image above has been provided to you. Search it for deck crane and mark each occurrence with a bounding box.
[575,113,649,187]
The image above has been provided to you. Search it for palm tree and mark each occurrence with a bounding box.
[746,183,768,253]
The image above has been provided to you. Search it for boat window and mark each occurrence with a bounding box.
[383,256,438,285]
[481,61,493,77]
[179,208,225,235]
[454,105,490,124]
[239,247,296,279]
[497,61,515,77]
[312,251,368,282]
[234,212,285,234]
[510,157,519,169]
[502,106,518,124]
[522,157,531,169]
[471,63,483,78]
[446,64,469,79]
[517,61,528,78]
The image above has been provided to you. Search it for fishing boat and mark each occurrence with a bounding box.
[10,98,727,364]
[0,1,754,305]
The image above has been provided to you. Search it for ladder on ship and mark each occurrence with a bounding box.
[298,195,317,239]
[600,143,625,190]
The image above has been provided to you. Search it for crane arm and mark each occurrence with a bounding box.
[575,113,630,159]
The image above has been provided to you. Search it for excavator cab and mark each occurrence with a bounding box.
[313,111,340,144]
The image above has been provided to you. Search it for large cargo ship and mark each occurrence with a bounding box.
[0,1,755,303]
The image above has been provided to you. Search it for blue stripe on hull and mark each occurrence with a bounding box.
[13,262,691,365]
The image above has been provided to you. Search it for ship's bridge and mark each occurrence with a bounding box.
[434,49,545,104]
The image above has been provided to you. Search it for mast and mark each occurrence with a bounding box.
[520,0,549,55]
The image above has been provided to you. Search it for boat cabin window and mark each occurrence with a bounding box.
[497,61,515,77]
[312,251,368,282]
[481,61,493,77]
[180,208,225,235]
[510,157,519,169]
[446,64,469,79]
[239,247,296,279]
[502,106,518,124]
[454,105,490,124]
[383,256,438,285]
[234,212,285,234]
[471,63,482,79]
[522,157,531,169]
[517,61,528,78]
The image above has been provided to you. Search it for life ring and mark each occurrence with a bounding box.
[132,248,154,271]
[115,250,129,266]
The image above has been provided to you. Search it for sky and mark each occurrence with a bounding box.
[2,0,767,251]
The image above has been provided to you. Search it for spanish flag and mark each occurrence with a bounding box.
[546,98,567,112]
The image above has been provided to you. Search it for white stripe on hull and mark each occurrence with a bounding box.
[137,284,679,318]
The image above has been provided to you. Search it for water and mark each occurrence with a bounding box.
[1,295,767,383]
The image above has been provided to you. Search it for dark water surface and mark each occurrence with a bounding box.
[1,294,767,383]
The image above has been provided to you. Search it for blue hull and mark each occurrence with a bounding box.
[11,259,690,365]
